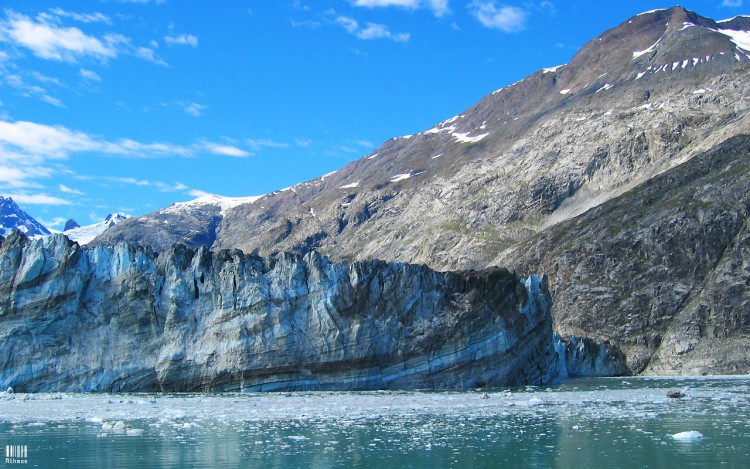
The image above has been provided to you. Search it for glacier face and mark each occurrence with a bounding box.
[0,233,560,392]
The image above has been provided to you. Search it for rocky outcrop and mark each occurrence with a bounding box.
[0,233,557,392]
[505,134,750,375]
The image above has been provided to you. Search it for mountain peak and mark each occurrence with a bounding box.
[0,196,50,239]
[553,6,749,94]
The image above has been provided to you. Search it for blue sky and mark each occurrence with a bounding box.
[0,0,746,229]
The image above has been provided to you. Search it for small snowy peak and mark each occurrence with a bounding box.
[162,194,264,217]
[64,213,131,245]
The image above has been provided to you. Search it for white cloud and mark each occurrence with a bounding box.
[201,142,251,157]
[59,184,84,195]
[7,193,72,205]
[47,8,112,24]
[0,119,251,182]
[0,10,165,65]
[40,95,65,107]
[336,16,410,42]
[351,0,450,16]
[469,1,527,32]
[189,189,211,198]
[352,0,421,8]
[0,11,119,62]
[246,139,291,150]
[80,68,101,81]
[164,34,199,47]
[179,101,207,117]
[722,0,743,6]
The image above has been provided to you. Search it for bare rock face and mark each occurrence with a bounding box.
[0,233,558,392]
[505,135,750,375]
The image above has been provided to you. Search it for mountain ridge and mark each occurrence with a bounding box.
[87,6,750,375]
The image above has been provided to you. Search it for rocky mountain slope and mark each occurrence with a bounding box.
[0,196,50,239]
[0,233,559,392]
[97,7,750,268]
[90,7,750,376]
[504,134,750,375]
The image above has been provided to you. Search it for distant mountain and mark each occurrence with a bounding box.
[91,195,262,251]
[91,7,750,375]
[0,196,50,239]
[64,219,81,231]
[63,213,130,245]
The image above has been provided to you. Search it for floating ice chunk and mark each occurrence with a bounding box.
[86,417,103,424]
[526,397,545,407]
[672,431,703,442]
[126,428,144,436]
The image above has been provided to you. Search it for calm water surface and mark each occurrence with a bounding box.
[1,377,748,468]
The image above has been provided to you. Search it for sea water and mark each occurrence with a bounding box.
[0,377,748,468]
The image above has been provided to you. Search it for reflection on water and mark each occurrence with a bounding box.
[1,377,748,468]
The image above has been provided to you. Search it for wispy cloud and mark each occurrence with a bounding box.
[468,1,527,32]
[59,184,84,195]
[80,68,101,81]
[0,120,253,160]
[200,142,251,157]
[722,0,743,7]
[336,16,410,42]
[47,8,112,24]
[178,101,207,117]
[164,34,199,47]
[105,177,188,192]
[6,193,72,205]
[350,0,450,17]
[246,138,291,150]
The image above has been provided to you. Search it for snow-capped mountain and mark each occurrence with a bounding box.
[90,194,263,251]
[63,213,130,245]
[0,196,50,239]
[89,7,750,377]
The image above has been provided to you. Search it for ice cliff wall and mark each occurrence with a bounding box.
[0,233,558,392]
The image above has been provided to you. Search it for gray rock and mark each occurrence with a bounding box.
[0,233,558,392]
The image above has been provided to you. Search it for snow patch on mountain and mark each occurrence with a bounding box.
[64,213,130,245]
[162,194,264,217]
[717,28,750,52]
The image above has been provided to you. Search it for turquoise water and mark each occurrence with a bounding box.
[1,377,748,468]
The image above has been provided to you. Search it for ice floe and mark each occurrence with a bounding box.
[672,431,703,442]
